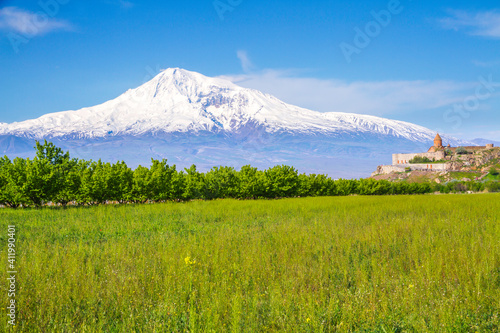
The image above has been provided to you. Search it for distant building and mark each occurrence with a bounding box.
[372,134,495,175]
[427,133,443,152]
[393,133,494,166]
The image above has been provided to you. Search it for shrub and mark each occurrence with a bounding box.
[453,182,467,193]
[456,147,468,155]
[489,167,499,176]
[409,156,433,164]
[485,181,500,193]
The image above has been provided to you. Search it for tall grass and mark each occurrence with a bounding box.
[1,194,500,332]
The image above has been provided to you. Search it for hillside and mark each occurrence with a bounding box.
[372,146,500,183]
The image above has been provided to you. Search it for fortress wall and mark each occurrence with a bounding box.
[448,146,492,153]
[408,163,447,172]
[372,162,449,176]
[392,151,445,165]
[373,165,406,176]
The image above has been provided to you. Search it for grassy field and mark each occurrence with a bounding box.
[1,194,500,332]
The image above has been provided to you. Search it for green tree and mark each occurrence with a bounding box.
[298,173,331,197]
[0,157,29,208]
[203,166,239,199]
[391,181,411,195]
[148,159,181,201]
[131,165,151,203]
[33,140,80,206]
[357,179,391,195]
[334,179,358,196]
[52,157,83,206]
[35,140,70,165]
[263,165,299,198]
[237,165,264,199]
[112,161,134,203]
[182,165,204,200]
[80,160,114,204]
[23,157,58,207]
[485,181,500,193]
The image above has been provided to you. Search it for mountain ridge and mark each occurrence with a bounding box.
[0,68,475,177]
[0,68,461,144]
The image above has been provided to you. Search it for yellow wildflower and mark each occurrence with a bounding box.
[185,256,196,265]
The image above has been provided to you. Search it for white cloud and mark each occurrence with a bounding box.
[439,9,500,38]
[472,59,500,67]
[0,7,72,36]
[236,50,255,73]
[219,69,475,116]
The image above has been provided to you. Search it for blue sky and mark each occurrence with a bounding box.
[1,0,499,140]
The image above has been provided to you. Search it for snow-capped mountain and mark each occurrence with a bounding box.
[1,68,449,141]
[0,68,469,177]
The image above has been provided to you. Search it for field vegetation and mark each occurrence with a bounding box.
[1,194,499,332]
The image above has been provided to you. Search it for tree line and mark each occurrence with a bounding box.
[0,141,438,208]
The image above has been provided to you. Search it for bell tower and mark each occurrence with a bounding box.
[434,133,443,148]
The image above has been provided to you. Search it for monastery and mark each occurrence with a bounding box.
[374,134,495,175]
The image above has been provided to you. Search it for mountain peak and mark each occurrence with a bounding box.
[155,67,236,89]
[156,67,200,82]
[0,68,466,146]
[123,67,239,104]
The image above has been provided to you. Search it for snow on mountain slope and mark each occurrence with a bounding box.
[0,68,446,143]
[1,68,475,177]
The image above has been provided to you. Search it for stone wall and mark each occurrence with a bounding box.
[392,151,445,165]
[372,162,451,176]
[447,146,489,153]
[408,163,448,172]
[372,165,406,176]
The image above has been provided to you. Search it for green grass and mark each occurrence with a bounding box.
[484,173,500,182]
[1,195,500,332]
[447,171,482,181]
